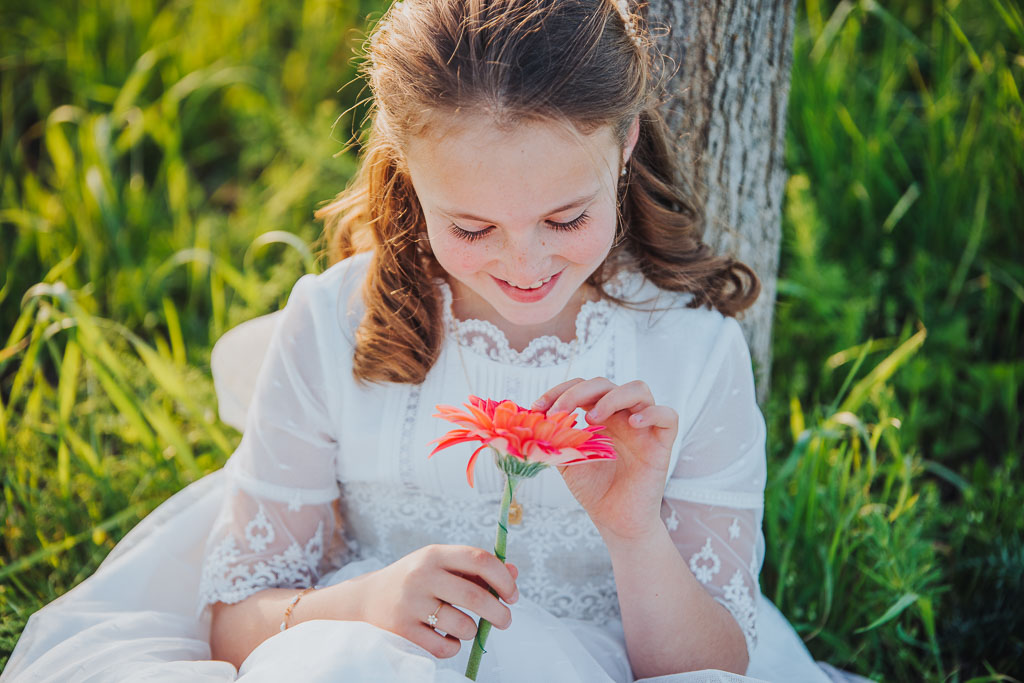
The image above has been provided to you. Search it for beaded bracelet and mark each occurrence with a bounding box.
[279,585,319,632]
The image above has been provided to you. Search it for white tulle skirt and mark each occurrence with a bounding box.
[2,467,850,683]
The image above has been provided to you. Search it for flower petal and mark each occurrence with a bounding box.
[465,443,488,488]
[428,429,475,457]
[432,398,617,488]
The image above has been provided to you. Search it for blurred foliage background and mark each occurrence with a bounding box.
[0,0,1021,680]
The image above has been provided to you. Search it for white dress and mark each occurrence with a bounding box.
[3,254,843,683]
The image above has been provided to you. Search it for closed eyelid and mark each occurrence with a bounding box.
[447,206,590,230]
[447,224,494,242]
[547,210,590,231]
[549,209,584,223]
[438,191,598,225]
[448,210,588,242]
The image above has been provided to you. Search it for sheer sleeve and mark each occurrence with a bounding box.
[661,319,766,659]
[198,274,349,614]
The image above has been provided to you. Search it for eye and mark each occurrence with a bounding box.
[446,210,590,242]
[448,224,495,242]
[547,210,590,232]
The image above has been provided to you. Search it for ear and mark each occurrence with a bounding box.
[622,115,641,163]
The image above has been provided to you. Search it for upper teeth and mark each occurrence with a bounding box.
[508,274,554,290]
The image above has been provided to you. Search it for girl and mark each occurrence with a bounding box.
[4,1,855,681]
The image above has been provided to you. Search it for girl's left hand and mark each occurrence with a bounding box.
[533,378,678,543]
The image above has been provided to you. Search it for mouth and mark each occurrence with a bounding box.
[490,269,563,303]
[500,273,556,290]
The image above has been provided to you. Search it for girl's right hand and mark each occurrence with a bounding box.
[340,544,519,659]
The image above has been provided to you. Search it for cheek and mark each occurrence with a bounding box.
[428,229,490,276]
[571,229,615,263]
[563,212,616,264]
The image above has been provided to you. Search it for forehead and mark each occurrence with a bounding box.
[403,112,619,219]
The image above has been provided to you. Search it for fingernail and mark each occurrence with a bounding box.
[511,587,519,603]
[531,398,548,410]
[631,414,644,425]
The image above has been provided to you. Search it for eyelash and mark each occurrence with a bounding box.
[448,211,590,243]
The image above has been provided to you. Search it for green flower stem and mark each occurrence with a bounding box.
[464,472,519,680]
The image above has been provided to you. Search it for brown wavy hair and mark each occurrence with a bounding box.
[316,0,760,384]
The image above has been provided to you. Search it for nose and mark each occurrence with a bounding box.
[500,228,550,286]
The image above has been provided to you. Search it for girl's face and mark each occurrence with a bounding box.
[405,114,633,345]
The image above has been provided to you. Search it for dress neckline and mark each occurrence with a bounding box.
[437,278,623,368]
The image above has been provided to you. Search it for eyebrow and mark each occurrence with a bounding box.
[440,192,598,223]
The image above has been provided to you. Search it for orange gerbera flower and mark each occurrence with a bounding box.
[430,395,616,487]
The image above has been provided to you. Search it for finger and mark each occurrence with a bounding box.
[546,377,618,415]
[586,380,656,423]
[450,569,519,606]
[434,571,513,630]
[414,626,463,659]
[627,404,678,430]
[506,562,518,581]
[439,546,518,604]
[531,378,585,412]
[425,601,479,641]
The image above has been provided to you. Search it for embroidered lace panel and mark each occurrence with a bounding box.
[199,516,326,610]
[339,480,620,624]
[718,569,757,657]
[662,498,761,657]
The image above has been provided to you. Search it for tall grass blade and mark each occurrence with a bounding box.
[243,230,317,274]
[162,297,186,366]
[853,592,919,634]
[810,0,855,62]
[881,183,920,233]
[945,179,990,310]
[838,327,927,415]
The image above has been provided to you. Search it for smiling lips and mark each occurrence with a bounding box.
[491,270,562,303]
[509,273,556,290]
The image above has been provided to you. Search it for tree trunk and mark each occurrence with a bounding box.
[645,0,795,400]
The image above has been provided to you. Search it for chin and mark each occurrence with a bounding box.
[488,293,575,328]
[494,307,563,328]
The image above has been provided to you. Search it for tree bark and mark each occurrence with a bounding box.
[644,0,795,400]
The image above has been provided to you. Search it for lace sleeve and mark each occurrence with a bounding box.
[198,274,349,614]
[661,319,766,659]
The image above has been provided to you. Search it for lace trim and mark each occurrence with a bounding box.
[437,280,619,368]
[686,534,758,657]
[198,519,325,611]
[718,570,758,657]
[398,384,422,490]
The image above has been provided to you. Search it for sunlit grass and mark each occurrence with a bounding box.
[2,0,1022,679]
[769,0,1023,678]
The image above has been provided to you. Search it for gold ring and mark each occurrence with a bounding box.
[426,602,443,627]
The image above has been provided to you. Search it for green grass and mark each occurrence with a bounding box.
[768,0,1023,678]
[1,0,1022,680]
